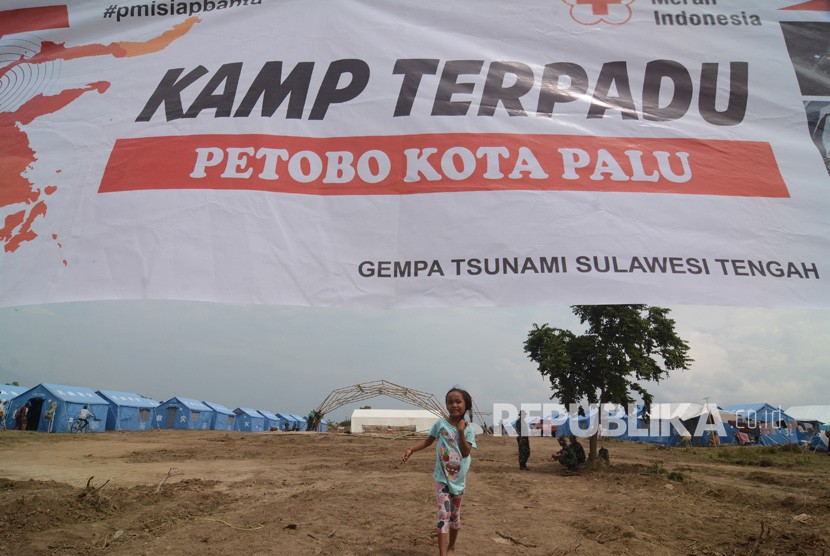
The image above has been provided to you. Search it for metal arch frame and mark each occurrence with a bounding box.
[314,380,447,420]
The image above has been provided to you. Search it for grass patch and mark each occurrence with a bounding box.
[667,471,686,482]
[646,461,668,476]
[704,445,816,467]
[644,461,688,482]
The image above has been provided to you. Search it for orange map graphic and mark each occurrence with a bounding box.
[0,11,198,256]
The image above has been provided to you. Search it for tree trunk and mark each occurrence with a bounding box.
[589,381,605,464]
[588,431,599,462]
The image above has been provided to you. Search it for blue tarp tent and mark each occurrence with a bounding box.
[7,383,109,433]
[96,390,159,431]
[275,412,299,431]
[289,414,308,431]
[156,397,213,430]
[814,424,830,452]
[519,404,738,447]
[786,405,830,425]
[234,407,265,432]
[204,401,235,430]
[785,406,829,448]
[0,384,27,402]
[619,404,741,447]
[724,403,798,445]
[258,410,280,430]
[617,404,689,446]
[1,385,27,428]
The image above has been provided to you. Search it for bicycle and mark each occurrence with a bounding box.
[69,417,98,433]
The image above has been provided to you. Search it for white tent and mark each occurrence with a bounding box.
[786,406,830,424]
[350,408,485,434]
[350,409,441,434]
[649,403,737,423]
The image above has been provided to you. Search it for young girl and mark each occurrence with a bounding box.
[401,387,476,556]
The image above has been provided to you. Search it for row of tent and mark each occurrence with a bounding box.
[0,383,327,434]
[521,402,829,450]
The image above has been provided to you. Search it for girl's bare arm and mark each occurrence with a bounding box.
[401,436,435,463]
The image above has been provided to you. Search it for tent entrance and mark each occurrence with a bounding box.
[139,408,151,423]
[26,398,44,431]
[165,407,177,428]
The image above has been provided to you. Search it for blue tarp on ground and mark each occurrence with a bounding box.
[7,383,109,433]
[156,397,213,430]
[234,407,265,432]
[203,401,236,430]
[96,390,159,431]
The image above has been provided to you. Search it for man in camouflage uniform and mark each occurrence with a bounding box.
[569,435,586,466]
[554,435,579,472]
[516,411,530,470]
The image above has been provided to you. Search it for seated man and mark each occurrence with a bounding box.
[553,436,579,472]
[569,435,586,465]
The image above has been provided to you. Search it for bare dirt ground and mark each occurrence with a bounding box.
[1,430,829,555]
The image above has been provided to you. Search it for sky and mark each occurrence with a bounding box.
[1,301,827,424]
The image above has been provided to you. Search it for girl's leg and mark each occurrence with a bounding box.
[438,531,449,556]
[435,483,452,556]
[447,493,463,554]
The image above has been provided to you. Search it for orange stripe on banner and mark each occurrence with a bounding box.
[99,133,790,198]
[0,6,70,37]
[780,0,829,11]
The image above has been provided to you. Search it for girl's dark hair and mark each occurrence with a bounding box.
[446,387,473,420]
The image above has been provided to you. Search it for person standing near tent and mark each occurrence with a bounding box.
[307,409,320,432]
[13,403,29,430]
[0,401,6,430]
[401,387,477,556]
[516,410,531,470]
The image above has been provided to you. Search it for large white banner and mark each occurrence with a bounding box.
[1,0,828,308]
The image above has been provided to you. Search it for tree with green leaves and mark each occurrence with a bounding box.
[524,305,692,463]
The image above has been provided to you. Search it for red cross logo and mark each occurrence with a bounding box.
[576,0,623,16]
